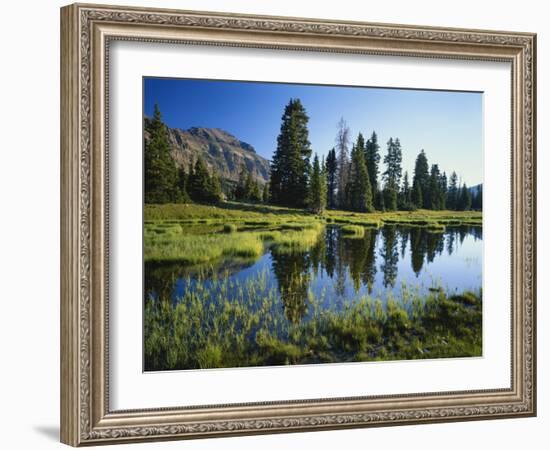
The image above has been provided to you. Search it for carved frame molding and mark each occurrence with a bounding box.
[60,3,536,446]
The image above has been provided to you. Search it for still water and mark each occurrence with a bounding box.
[145,225,482,320]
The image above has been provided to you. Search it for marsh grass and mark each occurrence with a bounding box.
[144,231,264,264]
[326,208,481,229]
[144,219,325,263]
[144,269,482,371]
[223,223,237,233]
[426,223,446,233]
[265,227,325,254]
[144,203,481,267]
[145,202,481,228]
[341,224,366,238]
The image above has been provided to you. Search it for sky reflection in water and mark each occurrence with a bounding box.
[145,225,482,318]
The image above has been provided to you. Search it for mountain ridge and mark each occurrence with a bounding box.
[144,118,271,186]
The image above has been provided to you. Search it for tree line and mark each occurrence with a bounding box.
[145,100,482,213]
[268,98,482,214]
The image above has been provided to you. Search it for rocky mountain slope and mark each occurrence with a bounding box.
[145,119,270,184]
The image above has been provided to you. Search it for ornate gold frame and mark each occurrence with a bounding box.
[60,3,536,446]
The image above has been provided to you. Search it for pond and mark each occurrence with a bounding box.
[144,224,483,370]
[145,225,482,317]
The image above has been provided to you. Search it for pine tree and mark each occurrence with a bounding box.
[269,98,312,207]
[250,181,262,203]
[478,185,483,210]
[349,133,373,212]
[176,166,191,203]
[400,171,413,210]
[447,171,459,210]
[458,183,472,211]
[325,148,338,209]
[262,183,270,204]
[186,157,222,204]
[428,164,441,210]
[478,187,482,211]
[365,131,381,209]
[472,185,483,210]
[376,189,386,212]
[244,171,255,201]
[308,154,327,214]
[382,137,403,211]
[234,163,248,201]
[412,149,430,209]
[206,173,223,204]
[412,182,422,210]
[188,156,211,203]
[335,117,351,209]
[439,171,447,210]
[144,104,178,203]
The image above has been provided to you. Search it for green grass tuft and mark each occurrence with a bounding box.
[223,223,237,233]
[144,269,482,371]
[341,224,365,238]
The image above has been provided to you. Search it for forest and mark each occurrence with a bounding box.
[144,100,482,214]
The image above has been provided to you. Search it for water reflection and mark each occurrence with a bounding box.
[145,225,482,325]
[272,251,311,324]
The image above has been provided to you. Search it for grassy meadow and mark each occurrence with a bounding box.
[144,201,481,264]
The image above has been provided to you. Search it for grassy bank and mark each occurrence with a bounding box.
[144,220,326,263]
[144,202,481,264]
[144,270,482,371]
[145,201,482,228]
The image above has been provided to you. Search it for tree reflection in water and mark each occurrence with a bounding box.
[144,225,482,326]
[271,250,311,324]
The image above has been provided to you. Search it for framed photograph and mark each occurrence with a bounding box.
[60,3,537,446]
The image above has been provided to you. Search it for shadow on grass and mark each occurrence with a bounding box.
[218,201,312,216]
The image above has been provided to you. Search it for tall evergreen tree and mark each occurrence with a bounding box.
[335,117,351,209]
[349,133,373,212]
[458,183,472,211]
[269,98,312,207]
[244,171,256,201]
[365,131,381,208]
[379,189,387,211]
[478,185,483,210]
[447,171,459,210]
[206,173,223,204]
[308,154,327,214]
[188,156,211,203]
[234,163,248,201]
[438,171,447,210]
[185,157,222,204]
[400,171,412,210]
[235,163,263,203]
[382,137,403,211]
[412,182,422,211]
[472,185,483,210]
[321,155,328,210]
[176,166,191,203]
[250,180,262,203]
[412,149,430,209]
[428,164,442,210]
[144,104,178,203]
[262,182,270,204]
[325,148,338,209]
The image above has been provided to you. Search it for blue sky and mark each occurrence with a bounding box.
[144,78,483,186]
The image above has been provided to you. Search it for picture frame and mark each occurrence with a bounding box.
[60,2,536,446]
